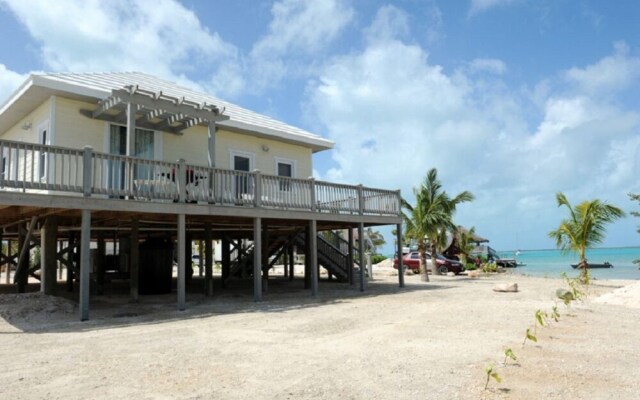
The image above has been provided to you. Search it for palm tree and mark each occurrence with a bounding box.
[457,226,478,266]
[365,228,386,254]
[548,192,625,281]
[402,168,474,281]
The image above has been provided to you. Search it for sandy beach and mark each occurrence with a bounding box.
[0,267,638,400]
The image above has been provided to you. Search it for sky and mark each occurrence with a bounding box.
[0,0,639,254]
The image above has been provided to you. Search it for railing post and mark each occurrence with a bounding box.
[177,159,186,202]
[82,146,93,197]
[358,184,364,215]
[396,189,402,216]
[253,169,262,208]
[309,177,316,212]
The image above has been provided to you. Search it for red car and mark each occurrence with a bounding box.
[393,251,464,275]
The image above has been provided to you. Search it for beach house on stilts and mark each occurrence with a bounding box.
[0,72,404,320]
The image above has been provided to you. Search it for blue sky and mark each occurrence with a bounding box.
[0,0,639,253]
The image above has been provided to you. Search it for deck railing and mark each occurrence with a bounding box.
[0,139,400,217]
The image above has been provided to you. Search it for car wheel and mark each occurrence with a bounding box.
[438,266,449,274]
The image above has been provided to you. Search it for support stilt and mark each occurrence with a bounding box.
[130,219,139,302]
[309,220,318,297]
[79,209,91,321]
[358,222,365,292]
[40,216,58,295]
[397,223,405,288]
[253,217,262,302]
[204,224,213,296]
[177,214,186,311]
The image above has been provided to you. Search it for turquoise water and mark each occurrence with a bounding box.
[498,247,640,281]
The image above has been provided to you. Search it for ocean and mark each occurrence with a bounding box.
[498,247,640,281]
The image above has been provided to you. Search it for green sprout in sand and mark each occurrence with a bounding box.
[534,309,548,333]
[484,365,502,390]
[503,348,517,366]
[522,328,537,347]
[551,305,560,322]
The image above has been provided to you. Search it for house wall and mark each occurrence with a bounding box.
[1,95,314,180]
[163,126,313,179]
[0,98,52,183]
[1,97,52,143]
[54,97,106,151]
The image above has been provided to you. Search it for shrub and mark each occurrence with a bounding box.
[482,262,498,273]
[464,263,477,271]
[371,254,387,264]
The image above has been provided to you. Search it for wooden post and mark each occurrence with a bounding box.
[15,218,37,293]
[309,220,318,297]
[125,102,136,197]
[207,122,216,168]
[177,214,186,311]
[204,224,213,296]
[288,243,295,281]
[253,217,262,302]
[185,232,193,284]
[40,216,58,295]
[304,225,311,289]
[66,233,75,292]
[5,239,11,284]
[358,222,365,292]
[221,237,230,289]
[397,223,405,288]
[96,231,106,295]
[130,219,139,302]
[198,241,204,277]
[262,221,269,293]
[348,228,354,286]
[79,209,91,321]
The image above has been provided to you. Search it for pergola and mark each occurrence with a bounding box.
[80,85,230,167]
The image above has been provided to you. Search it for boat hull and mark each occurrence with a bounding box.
[571,262,613,269]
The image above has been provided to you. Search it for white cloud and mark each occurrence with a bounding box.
[0,0,236,90]
[469,0,515,16]
[364,5,410,43]
[0,64,28,105]
[468,58,507,75]
[308,14,640,249]
[564,42,640,96]
[242,0,354,95]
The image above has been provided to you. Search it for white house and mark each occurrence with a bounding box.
[0,72,404,320]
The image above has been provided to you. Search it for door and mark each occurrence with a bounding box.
[233,154,251,199]
[109,125,154,191]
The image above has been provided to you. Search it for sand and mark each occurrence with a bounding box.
[0,267,638,399]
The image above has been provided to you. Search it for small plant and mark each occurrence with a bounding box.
[522,328,537,347]
[464,263,477,271]
[534,309,548,333]
[484,365,502,390]
[561,272,585,302]
[503,348,517,365]
[482,261,498,273]
[551,305,560,322]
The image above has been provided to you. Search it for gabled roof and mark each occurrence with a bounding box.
[0,72,334,152]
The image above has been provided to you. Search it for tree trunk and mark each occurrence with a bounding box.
[430,241,439,275]
[419,244,429,282]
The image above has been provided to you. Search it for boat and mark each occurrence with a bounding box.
[571,262,613,269]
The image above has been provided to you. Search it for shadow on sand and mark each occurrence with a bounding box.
[0,274,452,334]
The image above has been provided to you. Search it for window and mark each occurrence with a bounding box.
[277,161,293,191]
[275,157,296,192]
[229,150,255,199]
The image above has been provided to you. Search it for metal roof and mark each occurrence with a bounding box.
[0,72,334,152]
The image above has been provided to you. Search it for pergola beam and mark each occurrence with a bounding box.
[80,84,229,135]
